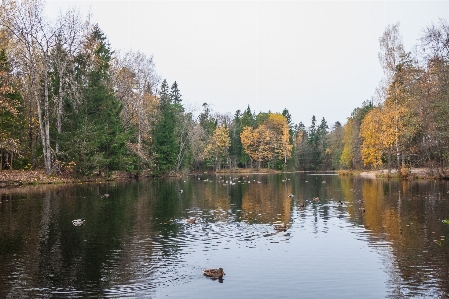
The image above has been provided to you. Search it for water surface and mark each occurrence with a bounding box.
[1,173,449,298]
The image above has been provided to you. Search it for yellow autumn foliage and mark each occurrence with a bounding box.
[240,113,292,165]
[360,103,407,167]
[204,125,231,168]
[340,118,354,169]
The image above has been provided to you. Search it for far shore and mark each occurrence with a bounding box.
[359,167,443,179]
[0,167,446,188]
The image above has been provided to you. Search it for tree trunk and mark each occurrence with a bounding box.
[56,69,64,155]
[43,69,52,174]
[34,75,52,175]
[388,148,392,174]
[395,138,400,170]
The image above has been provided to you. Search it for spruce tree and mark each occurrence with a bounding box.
[153,79,183,174]
[239,106,254,167]
[198,103,216,136]
[229,110,243,169]
[65,25,128,176]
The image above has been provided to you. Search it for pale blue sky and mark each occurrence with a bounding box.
[46,1,449,127]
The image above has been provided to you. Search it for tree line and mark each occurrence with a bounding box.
[344,21,449,176]
[0,1,448,177]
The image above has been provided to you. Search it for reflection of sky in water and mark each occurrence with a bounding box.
[151,210,388,299]
[1,174,449,298]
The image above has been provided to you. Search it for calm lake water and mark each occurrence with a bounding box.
[1,172,449,298]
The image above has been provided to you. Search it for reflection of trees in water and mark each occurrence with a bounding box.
[0,188,41,298]
[2,176,449,297]
[0,182,154,296]
[355,178,449,296]
[241,178,292,225]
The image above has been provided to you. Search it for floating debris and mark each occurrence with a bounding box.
[72,218,86,226]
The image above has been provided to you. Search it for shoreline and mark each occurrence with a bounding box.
[359,168,443,179]
[0,170,136,188]
[0,167,445,188]
[0,169,336,187]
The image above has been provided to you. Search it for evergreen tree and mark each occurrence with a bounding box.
[198,103,216,136]
[307,115,319,169]
[65,25,128,176]
[294,122,308,170]
[328,121,344,170]
[255,112,269,126]
[282,108,293,139]
[229,110,243,169]
[159,79,170,106]
[241,106,255,128]
[239,106,254,167]
[317,117,329,169]
[282,108,296,170]
[170,81,182,105]
[152,79,184,174]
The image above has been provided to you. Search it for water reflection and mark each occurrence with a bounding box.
[0,174,449,298]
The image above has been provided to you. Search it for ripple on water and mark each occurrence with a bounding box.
[4,175,449,299]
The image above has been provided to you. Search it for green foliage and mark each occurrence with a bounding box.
[0,49,26,169]
[198,103,216,136]
[255,112,269,127]
[5,8,449,176]
[294,116,334,170]
[328,121,344,170]
[229,110,243,168]
[62,26,128,177]
[152,79,185,174]
[340,119,353,169]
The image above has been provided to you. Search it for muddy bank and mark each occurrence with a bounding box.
[359,168,438,179]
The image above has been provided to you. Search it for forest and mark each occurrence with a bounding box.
[0,0,449,178]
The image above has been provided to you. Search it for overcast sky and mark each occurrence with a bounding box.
[46,1,449,127]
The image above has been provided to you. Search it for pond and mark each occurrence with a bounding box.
[1,172,449,298]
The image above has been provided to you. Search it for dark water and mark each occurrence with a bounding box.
[1,173,449,298]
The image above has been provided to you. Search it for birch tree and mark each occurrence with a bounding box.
[418,20,449,172]
[112,50,160,168]
[51,8,86,156]
[1,0,61,174]
[378,23,406,169]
